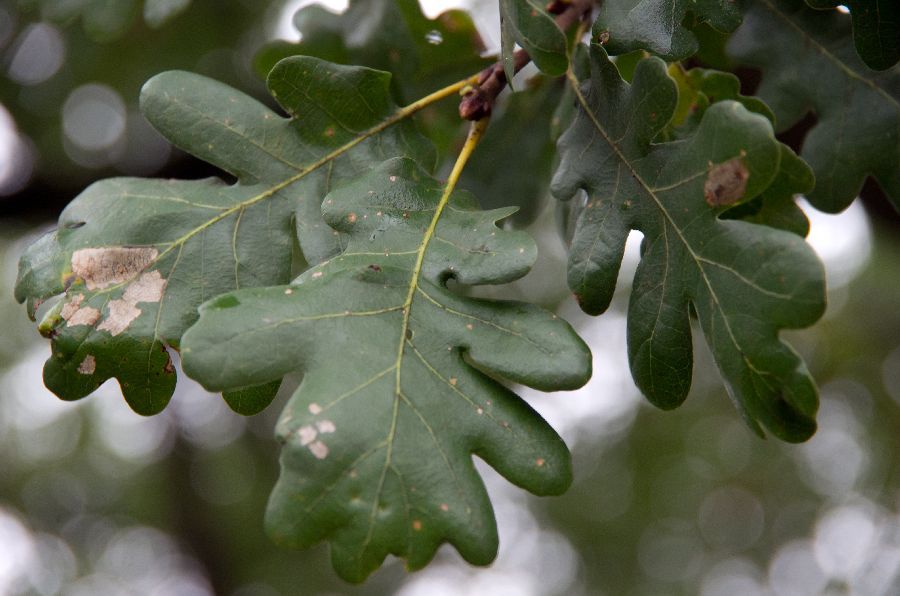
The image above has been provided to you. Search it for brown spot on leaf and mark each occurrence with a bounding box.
[412,520,423,531]
[368,264,382,272]
[704,154,749,207]
[71,247,158,290]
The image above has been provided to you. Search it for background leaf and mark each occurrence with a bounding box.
[14,57,436,414]
[255,0,490,159]
[460,76,565,226]
[805,0,900,70]
[181,157,592,582]
[593,0,742,60]
[552,44,826,441]
[727,0,900,212]
[499,0,569,85]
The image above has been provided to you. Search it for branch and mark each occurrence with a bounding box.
[459,0,594,121]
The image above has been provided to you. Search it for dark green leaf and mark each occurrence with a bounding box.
[552,44,826,442]
[593,0,742,60]
[499,0,569,85]
[662,65,811,235]
[14,57,435,415]
[181,157,591,582]
[255,0,488,159]
[728,0,900,212]
[805,0,899,70]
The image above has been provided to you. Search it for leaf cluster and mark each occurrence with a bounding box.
[14,0,898,583]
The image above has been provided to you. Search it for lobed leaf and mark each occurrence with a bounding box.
[805,0,899,70]
[552,44,826,442]
[181,157,592,582]
[14,57,436,414]
[728,0,900,212]
[255,0,489,156]
[662,65,811,236]
[593,0,742,60]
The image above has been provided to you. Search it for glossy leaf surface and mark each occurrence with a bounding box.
[499,0,569,84]
[552,44,826,441]
[14,57,435,414]
[181,157,592,582]
[593,0,742,60]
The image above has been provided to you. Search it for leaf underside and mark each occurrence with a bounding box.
[552,44,826,442]
[728,0,900,212]
[181,157,591,582]
[14,57,435,414]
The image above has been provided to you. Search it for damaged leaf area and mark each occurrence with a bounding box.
[552,44,826,442]
[180,157,591,582]
[14,56,436,415]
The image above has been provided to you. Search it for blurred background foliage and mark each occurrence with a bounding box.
[1,0,899,594]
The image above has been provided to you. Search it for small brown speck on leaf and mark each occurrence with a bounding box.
[704,153,749,207]
[412,520,423,531]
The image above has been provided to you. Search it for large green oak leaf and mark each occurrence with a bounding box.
[180,157,592,582]
[728,0,900,212]
[14,57,436,415]
[552,44,826,442]
[593,0,742,60]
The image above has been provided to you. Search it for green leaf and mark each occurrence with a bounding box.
[665,65,774,135]
[460,77,565,226]
[180,157,592,582]
[499,0,569,85]
[805,0,900,70]
[255,0,488,159]
[728,0,900,212]
[14,57,436,415]
[593,0,742,60]
[552,44,826,442]
[661,65,811,236]
[721,144,813,237]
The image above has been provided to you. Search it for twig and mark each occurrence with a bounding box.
[459,0,594,121]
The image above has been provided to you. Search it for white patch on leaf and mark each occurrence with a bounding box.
[298,425,317,446]
[77,354,96,375]
[97,299,141,336]
[67,306,101,327]
[309,440,329,459]
[122,270,167,303]
[316,420,335,433]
